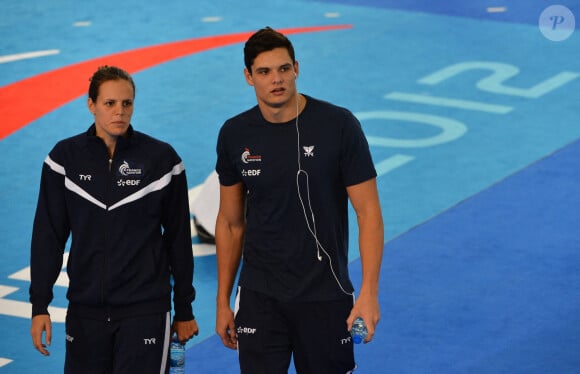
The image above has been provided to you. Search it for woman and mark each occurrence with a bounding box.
[30,66,198,373]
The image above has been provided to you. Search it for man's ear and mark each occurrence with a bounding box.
[244,68,254,86]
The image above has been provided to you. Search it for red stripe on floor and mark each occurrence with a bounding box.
[0,25,351,140]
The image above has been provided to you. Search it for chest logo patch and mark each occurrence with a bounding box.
[118,160,143,176]
[241,148,262,164]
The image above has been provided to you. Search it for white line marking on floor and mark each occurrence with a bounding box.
[202,16,222,22]
[0,49,60,64]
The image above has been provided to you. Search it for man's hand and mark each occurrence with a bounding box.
[216,304,237,349]
[346,292,380,344]
[31,314,52,356]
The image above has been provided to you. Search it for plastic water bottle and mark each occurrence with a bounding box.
[169,337,185,374]
[350,317,368,344]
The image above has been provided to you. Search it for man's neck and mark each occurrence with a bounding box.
[260,94,306,123]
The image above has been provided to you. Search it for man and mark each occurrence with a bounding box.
[215,27,384,373]
[29,66,198,373]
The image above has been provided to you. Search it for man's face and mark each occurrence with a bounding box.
[245,47,298,111]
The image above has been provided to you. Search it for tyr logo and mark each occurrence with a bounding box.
[303,146,314,157]
[79,174,92,181]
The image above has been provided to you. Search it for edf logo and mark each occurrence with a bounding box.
[241,169,261,177]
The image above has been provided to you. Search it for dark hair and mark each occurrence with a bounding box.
[88,65,135,102]
[244,27,295,73]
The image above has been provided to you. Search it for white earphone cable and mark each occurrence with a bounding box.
[294,91,353,296]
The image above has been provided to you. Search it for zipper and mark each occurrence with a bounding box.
[101,155,113,307]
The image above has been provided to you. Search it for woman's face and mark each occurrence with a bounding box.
[88,79,134,142]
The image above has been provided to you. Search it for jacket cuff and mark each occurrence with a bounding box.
[173,303,194,321]
[32,304,49,317]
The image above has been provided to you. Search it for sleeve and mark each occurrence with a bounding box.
[163,151,196,321]
[215,123,241,186]
[29,153,70,317]
[340,110,377,187]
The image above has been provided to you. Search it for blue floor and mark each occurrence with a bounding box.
[367,139,580,373]
[1,1,579,372]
